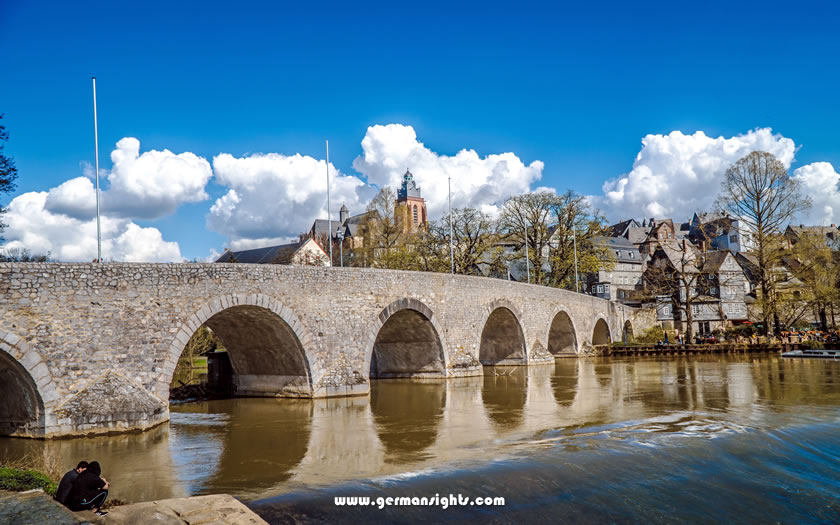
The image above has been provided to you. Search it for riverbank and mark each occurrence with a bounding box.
[0,490,267,525]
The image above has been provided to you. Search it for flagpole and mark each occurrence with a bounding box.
[326,140,332,266]
[525,223,531,284]
[448,176,454,274]
[92,77,102,262]
[573,225,579,293]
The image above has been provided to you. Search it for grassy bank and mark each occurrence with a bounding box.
[0,467,57,495]
[0,449,62,496]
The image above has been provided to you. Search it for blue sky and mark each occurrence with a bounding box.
[1,1,839,261]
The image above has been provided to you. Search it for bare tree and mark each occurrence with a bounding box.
[352,187,405,268]
[433,207,497,275]
[0,247,51,262]
[546,190,612,289]
[716,151,811,334]
[498,191,554,284]
[644,242,706,341]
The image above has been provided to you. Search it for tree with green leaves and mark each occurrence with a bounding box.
[787,232,840,331]
[716,151,812,335]
[0,115,19,244]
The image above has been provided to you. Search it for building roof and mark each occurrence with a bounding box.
[626,226,650,245]
[595,236,644,263]
[607,219,650,245]
[653,240,700,272]
[310,210,376,239]
[786,224,839,243]
[700,250,732,273]
[607,219,640,237]
[215,239,320,264]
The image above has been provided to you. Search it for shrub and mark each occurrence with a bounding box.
[0,467,57,495]
[798,340,825,350]
[637,325,666,344]
[726,324,755,338]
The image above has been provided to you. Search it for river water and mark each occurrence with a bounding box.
[2,354,839,523]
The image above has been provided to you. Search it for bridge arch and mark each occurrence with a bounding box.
[478,299,527,365]
[0,331,57,437]
[592,316,612,346]
[160,294,317,400]
[364,298,448,379]
[546,308,578,357]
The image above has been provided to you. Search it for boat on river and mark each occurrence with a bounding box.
[781,348,840,359]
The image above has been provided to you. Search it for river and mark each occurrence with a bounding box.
[2,354,839,523]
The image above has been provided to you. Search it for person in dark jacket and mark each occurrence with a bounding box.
[66,460,110,516]
[54,461,88,507]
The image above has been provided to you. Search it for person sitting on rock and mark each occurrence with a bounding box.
[67,460,110,516]
[55,461,87,507]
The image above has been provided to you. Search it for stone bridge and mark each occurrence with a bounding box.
[0,262,650,438]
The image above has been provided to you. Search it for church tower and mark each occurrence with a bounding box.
[395,169,427,232]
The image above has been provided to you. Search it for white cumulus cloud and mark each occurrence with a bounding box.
[792,162,840,226]
[353,124,544,218]
[595,128,797,221]
[206,125,546,248]
[44,137,212,220]
[2,191,182,262]
[207,152,368,246]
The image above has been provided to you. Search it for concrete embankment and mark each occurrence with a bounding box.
[0,490,267,525]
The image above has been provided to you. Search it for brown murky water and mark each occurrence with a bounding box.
[2,355,840,522]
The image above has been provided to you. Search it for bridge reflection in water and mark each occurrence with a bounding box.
[1,354,839,504]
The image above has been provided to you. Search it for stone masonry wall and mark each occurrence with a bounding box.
[0,262,650,437]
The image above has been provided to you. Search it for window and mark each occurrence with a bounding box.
[710,287,718,295]
[692,304,701,315]
[628,251,634,258]
[604,284,610,293]
[413,205,418,223]
[597,285,604,294]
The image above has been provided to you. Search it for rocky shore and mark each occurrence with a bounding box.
[0,490,267,525]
